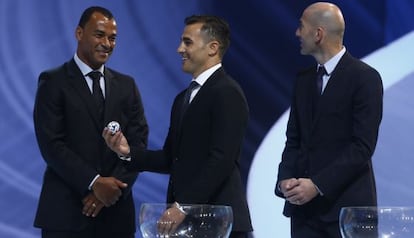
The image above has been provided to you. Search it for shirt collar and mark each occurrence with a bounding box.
[319,46,346,75]
[74,53,105,77]
[192,63,222,86]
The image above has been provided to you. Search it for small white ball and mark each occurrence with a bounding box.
[107,121,120,135]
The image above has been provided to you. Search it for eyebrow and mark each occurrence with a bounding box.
[94,29,117,36]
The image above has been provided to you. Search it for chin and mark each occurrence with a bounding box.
[181,66,191,74]
[95,58,108,66]
[300,49,309,55]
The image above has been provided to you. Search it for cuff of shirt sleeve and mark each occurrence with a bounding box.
[173,202,187,215]
[314,183,324,196]
[88,174,100,190]
[277,182,282,192]
[118,154,131,161]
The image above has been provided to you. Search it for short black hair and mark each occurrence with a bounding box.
[184,15,230,58]
[78,6,114,28]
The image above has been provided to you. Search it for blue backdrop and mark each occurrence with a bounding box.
[0,0,413,237]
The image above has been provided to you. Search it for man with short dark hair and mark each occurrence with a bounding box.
[33,6,148,238]
[103,15,253,238]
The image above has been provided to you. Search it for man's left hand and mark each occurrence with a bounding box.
[157,206,186,236]
[82,193,104,217]
[283,178,319,205]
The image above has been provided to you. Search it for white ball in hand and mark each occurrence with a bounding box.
[107,121,120,135]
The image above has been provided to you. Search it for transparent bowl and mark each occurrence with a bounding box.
[339,206,414,238]
[139,203,233,238]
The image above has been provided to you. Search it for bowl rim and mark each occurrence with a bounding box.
[341,206,414,209]
[140,202,233,209]
[340,206,414,214]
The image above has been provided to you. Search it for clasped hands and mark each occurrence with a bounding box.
[82,127,130,218]
[82,176,128,217]
[81,127,131,218]
[279,178,319,206]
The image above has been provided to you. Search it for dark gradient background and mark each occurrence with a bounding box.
[0,0,413,237]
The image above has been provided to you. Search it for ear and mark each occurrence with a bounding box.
[315,27,324,44]
[207,40,220,57]
[75,26,83,41]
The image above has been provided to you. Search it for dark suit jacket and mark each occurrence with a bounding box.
[33,59,148,232]
[129,67,253,232]
[275,52,383,222]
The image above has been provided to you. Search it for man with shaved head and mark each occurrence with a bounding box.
[275,2,383,237]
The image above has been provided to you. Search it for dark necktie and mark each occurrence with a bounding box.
[312,66,326,120]
[316,66,326,95]
[87,71,105,121]
[182,81,200,111]
[180,81,199,126]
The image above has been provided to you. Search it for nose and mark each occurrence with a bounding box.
[101,37,111,48]
[295,28,300,37]
[177,44,183,54]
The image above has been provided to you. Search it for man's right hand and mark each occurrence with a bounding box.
[280,178,300,197]
[92,176,128,207]
[102,127,130,157]
[281,178,319,206]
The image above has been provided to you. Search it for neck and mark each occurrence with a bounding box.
[314,45,343,64]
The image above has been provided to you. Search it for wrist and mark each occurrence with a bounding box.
[173,202,187,215]
[311,179,323,196]
[118,148,131,161]
[123,147,130,157]
[89,174,100,191]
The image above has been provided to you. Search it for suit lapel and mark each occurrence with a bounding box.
[311,52,352,129]
[102,68,115,124]
[66,59,103,131]
[176,68,223,142]
[181,68,223,120]
[299,69,318,132]
[189,68,222,106]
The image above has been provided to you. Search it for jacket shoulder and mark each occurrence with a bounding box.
[297,65,315,77]
[39,62,67,78]
[105,67,134,81]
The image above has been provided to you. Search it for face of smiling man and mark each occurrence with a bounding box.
[76,11,117,70]
[177,22,220,79]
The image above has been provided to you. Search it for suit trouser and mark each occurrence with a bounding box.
[42,227,134,238]
[229,231,249,238]
[291,216,341,238]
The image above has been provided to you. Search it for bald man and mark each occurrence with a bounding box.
[275,2,383,237]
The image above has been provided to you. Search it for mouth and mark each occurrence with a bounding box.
[96,46,111,55]
[96,50,110,57]
[181,55,188,60]
[180,56,189,64]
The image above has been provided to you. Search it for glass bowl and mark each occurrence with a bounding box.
[139,203,233,238]
[339,206,414,238]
